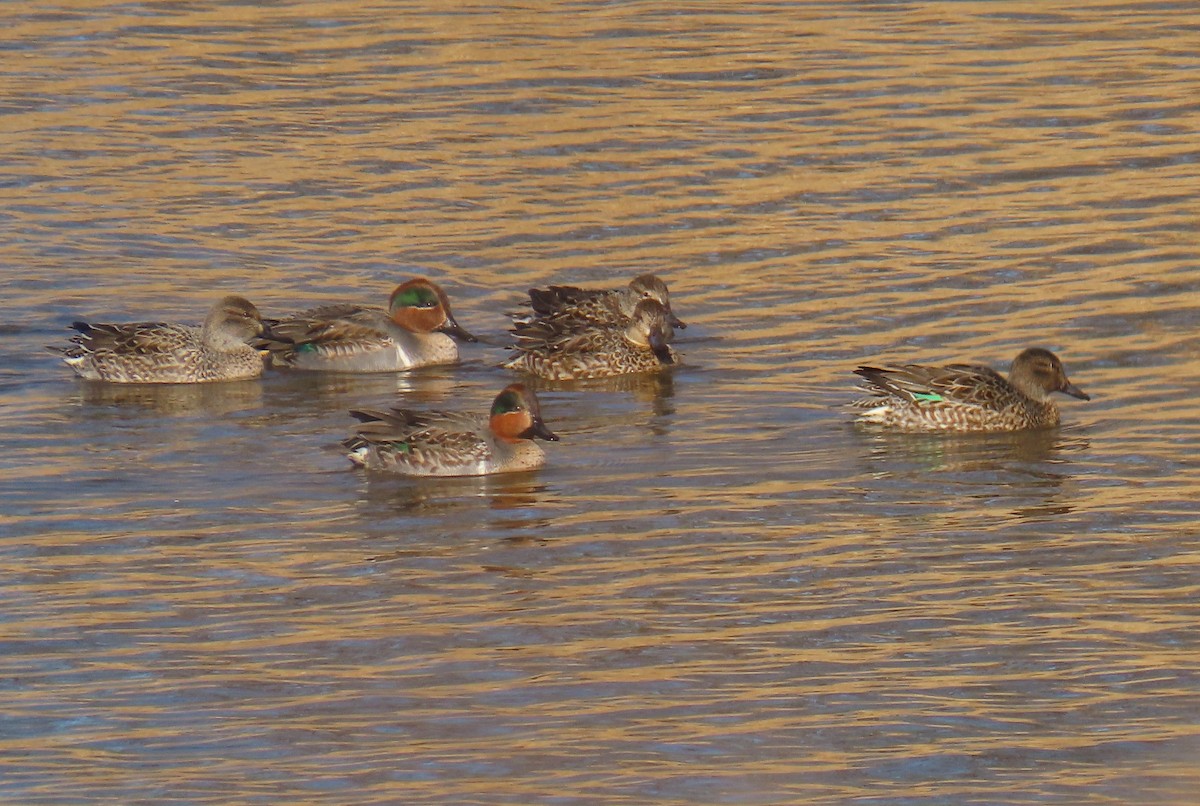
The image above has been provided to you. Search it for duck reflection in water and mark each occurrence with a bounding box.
[75,377,264,417]
[861,427,1089,471]
[857,427,1091,524]
[261,366,464,423]
[353,471,558,539]
[522,369,676,422]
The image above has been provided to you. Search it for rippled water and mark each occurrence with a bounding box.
[2,1,1198,803]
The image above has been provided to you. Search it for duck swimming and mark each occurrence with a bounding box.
[258,278,476,372]
[344,383,559,476]
[517,273,686,331]
[503,298,677,380]
[53,295,273,383]
[852,347,1090,432]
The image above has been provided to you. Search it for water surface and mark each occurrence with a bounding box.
[2,2,1198,803]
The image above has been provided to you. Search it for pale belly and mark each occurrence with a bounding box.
[288,339,456,373]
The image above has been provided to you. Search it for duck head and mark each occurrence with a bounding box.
[1010,347,1090,402]
[205,295,276,349]
[625,299,676,365]
[627,273,686,329]
[388,278,477,342]
[489,383,559,443]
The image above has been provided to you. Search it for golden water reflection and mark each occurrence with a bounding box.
[2,0,1198,803]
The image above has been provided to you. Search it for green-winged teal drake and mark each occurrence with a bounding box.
[52,295,271,383]
[852,347,1090,432]
[503,298,677,380]
[257,278,476,372]
[344,383,558,476]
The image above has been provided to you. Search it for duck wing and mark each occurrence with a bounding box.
[258,308,391,358]
[855,362,1010,406]
[527,285,611,316]
[67,321,195,356]
[344,408,489,468]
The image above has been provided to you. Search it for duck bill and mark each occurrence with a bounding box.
[1060,380,1090,401]
[520,416,559,442]
[649,330,675,365]
[438,315,478,343]
[667,311,687,330]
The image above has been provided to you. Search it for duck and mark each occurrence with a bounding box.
[344,383,559,476]
[51,295,273,383]
[257,278,476,372]
[516,273,686,331]
[852,347,1090,432]
[502,298,678,380]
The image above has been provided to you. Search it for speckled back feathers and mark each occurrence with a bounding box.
[518,273,686,332]
[503,298,678,380]
[344,383,558,476]
[51,295,269,383]
[852,348,1090,432]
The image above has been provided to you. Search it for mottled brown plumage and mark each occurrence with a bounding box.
[256,278,476,372]
[344,384,558,476]
[51,296,270,383]
[852,348,1090,432]
[503,299,678,380]
[517,273,686,332]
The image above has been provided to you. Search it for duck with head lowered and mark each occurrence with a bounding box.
[503,298,678,380]
[51,295,279,383]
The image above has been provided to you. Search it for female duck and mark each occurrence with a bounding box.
[852,347,1090,432]
[518,273,686,331]
[503,298,677,380]
[53,295,272,383]
[259,278,476,372]
[345,383,559,476]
